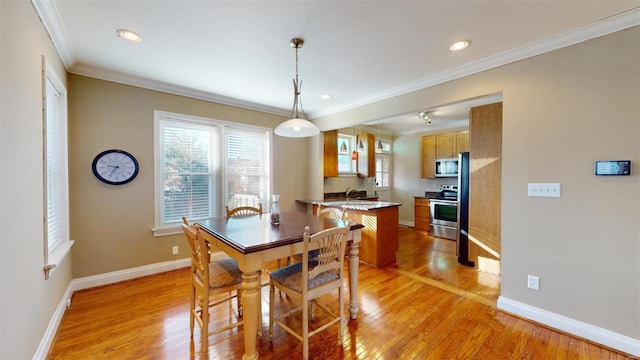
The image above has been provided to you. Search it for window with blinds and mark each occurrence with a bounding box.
[43,56,72,279]
[154,111,271,232]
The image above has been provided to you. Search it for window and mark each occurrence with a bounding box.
[375,140,392,189]
[153,111,271,235]
[42,56,73,279]
[337,134,356,173]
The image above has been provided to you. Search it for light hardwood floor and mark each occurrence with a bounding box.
[47,226,634,359]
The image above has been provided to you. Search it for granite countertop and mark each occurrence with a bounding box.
[296,199,402,211]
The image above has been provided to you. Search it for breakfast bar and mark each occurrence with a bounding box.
[296,199,402,267]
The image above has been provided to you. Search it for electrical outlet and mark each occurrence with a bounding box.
[528,183,561,198]
[527,275,540,290]
[172,246,179,255]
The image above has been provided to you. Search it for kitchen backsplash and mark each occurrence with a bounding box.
[323,176,376,197]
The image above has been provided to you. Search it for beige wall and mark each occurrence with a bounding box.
[315,27,640,340]
[67,75,312,278]
[0,1,72,358]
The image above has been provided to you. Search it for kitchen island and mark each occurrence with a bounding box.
[296,199,402,267]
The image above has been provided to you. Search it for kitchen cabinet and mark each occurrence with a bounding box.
[436,133,454,158]
[357,133,375,177]
[421,130,469,178]
[414,197,430,231]
[323,130,338,177]
[420,135,436,178]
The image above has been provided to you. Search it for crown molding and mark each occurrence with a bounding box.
[31,0,74,69]
[69,63,290,116]
[311,7,640,118]
[33,3,639,119]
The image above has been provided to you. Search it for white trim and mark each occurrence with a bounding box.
[32,284,74,360]
[31,0,74,69]
[497,296,640,357]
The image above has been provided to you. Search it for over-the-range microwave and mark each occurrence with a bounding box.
[435,158,459,177]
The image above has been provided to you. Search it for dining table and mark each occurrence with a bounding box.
[195,211,364,360]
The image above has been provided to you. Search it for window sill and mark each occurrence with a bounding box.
[152,226,182,237]
[45,239,75,280]
[338,172,358,178]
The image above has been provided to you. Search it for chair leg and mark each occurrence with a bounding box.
[200,297,210,355]
[189,286,195,338]
[268,282,275,340]
[302,298,309,360]
[237,288,243,318]
[339,285,344,346]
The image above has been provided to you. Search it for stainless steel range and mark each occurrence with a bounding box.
[429,184,458,240]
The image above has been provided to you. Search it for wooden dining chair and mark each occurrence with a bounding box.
[181,217,246,355]
[268,225,350,360]
[226,203,263,219]
[316,206,345,220]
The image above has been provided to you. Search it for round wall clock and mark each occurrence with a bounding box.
[91,149,139,185]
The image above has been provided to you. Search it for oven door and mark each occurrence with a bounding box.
[429,199,458,240]
[430,200,458,227]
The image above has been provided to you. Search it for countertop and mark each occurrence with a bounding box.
[295,199,402,211]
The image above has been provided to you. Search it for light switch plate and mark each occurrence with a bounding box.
[528,183,561,198]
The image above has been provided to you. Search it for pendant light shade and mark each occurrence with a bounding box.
[356,126,365,151]
[376,120,384,152]
[274,38,320,138]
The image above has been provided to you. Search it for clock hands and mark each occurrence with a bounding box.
[108,164,120,176]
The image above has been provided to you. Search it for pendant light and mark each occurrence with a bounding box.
[356,126,365,151]
[375,120,384,152]
[351,126,358,160]
[274,38,320,138]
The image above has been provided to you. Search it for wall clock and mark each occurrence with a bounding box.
[91,149,139,185]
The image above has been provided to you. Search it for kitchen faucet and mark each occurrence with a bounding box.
[346,188,356,197]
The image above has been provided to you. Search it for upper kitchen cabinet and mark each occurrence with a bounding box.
[436,130,469,158]
[421,130,469,178]
[421,135,436,178]
[323,130,338,177]
[357,133,375,177]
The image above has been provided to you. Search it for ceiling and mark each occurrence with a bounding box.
[34,1,639,135]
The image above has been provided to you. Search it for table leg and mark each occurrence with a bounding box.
[241,271,261,360]
[347,241,360,319]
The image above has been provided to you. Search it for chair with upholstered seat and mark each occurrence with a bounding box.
[226,203,262,219]
[181,217,245,355]
[268,225,350,360]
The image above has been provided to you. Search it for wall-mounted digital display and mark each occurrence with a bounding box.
[594,160,631,176]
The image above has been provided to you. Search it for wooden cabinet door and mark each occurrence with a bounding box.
[414,198,430,231]
[421,135,436,178]
[323,130,338,177]
[455,131,470,153]
[436,133,454,158]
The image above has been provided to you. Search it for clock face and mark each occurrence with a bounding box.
[92,149,139,185]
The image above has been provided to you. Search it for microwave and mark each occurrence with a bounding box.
[435,158,459,177]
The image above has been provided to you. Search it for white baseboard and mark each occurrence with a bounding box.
[399,220,414,227]
[71,257,191,291]
[498,296,640,357]
[32,284,74,360]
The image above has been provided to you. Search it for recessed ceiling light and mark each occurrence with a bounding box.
[321,94,332,100]
[449,40,470,51]
[116,29,142,43]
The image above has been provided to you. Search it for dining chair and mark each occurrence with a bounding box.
[268,224,350,360]
[181,217,246,355]
[226,203,263,219]
[316,206,345,220]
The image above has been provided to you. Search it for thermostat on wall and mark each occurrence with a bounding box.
[594,160,631,176]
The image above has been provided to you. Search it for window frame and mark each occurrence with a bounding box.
[42,56,74,279]
[152,111,272,236]
[337,133,357,175]
[375,139,392,190]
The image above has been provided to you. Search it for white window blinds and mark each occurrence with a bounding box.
[155,111,271,231]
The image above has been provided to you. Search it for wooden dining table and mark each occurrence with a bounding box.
[195,211,364,360]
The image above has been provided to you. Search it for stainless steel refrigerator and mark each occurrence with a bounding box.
[456,152,475,267]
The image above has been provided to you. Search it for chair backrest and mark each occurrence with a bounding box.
[317,206,344,220]
[301,224,350,294]
[181,219,210,289]
[226,203,263,219]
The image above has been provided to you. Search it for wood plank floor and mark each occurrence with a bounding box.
[47,226,635,359]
